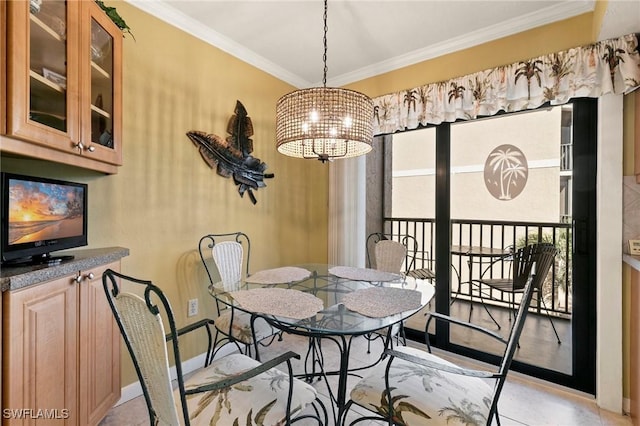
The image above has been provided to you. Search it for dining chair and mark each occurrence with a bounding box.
[366,232,435,281]
[198,232,279,361]
[102,269,326,426]
[476,243,561,343]
[343,243,557,426]
[455,245,514,329]
[365,232,435,354]
[375,239,408,273]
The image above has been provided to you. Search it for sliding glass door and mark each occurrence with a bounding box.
[384,99,596,393]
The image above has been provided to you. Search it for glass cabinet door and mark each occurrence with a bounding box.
[29,0,68,132]
[89,18,113,148]
[82,0,122,165]
[7,0,80,147]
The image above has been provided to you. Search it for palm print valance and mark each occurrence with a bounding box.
[373,33,640,135]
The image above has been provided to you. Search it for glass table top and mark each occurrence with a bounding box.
[209,264,435,336]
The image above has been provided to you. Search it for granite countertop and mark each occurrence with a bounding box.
[623,253,640,272]
[0,247,129,292]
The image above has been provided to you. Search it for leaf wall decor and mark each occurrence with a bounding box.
[187,101,274,204]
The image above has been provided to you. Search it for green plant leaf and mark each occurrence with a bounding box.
[95,0,135,41]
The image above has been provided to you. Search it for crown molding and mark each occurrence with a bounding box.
[327,0,595,87]
[127,0,594,89]
[126,0,312,88]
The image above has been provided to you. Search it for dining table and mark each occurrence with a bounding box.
[450,244,511,326]
[451,244,510,283]
[208,263,435,423]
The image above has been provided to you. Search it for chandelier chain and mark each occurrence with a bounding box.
[322,0,328,87]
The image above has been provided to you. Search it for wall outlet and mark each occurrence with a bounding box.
[187,298,198,317]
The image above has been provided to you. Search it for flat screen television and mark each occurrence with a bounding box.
[1,172,88,266]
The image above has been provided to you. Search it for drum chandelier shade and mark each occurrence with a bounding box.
[275,0,374,163]
[276,88,374,162]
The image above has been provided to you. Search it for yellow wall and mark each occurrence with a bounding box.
[591,0,609,41]
[2,1,329,386]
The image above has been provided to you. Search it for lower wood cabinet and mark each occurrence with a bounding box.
[78,262,121,426]
[2,261,120,426]
[632,267,640,425]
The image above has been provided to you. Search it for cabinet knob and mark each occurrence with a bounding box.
[72,141,85,153]
[72,142,96,154]
[73,271,95,283]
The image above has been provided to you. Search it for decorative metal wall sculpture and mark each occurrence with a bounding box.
[187,101,274,204]
[484,144,528,200]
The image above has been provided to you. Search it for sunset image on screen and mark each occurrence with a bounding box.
[7,179,84,245]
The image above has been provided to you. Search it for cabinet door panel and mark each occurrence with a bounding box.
[631,268,640,424]
[7,0,81,152]
[3,276,78,426]
[80,1,122,166]
[78,262,121,426]
[1,1,7,135]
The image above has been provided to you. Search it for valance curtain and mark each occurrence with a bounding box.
[373,33,640,135]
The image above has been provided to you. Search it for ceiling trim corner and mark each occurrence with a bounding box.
[329,0,596,87]
[126,0,312,88]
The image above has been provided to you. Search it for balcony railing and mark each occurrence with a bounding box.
[561,143,573,171]
[382,217,572,317]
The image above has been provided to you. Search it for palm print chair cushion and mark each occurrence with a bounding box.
[102,268,325,425]
[344,243,557,426]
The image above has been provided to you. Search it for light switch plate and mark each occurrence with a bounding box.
[629,240,640,255]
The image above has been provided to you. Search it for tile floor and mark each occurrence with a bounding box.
[100,334,631,426]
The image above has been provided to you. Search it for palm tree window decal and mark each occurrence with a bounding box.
[484,144,528,200]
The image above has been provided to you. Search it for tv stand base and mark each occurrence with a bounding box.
[2,254,75,267]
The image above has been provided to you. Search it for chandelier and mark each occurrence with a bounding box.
[275,0,374,163]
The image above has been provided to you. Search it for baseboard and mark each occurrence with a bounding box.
[114,344,237,406]
[623,397,630,416]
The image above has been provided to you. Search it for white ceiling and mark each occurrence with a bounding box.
[128,0,639,89]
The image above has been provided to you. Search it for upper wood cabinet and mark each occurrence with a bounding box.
[3,0,122,174]
[1,1,6,136]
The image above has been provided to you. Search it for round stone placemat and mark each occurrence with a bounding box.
[342,287,422,318]
[230,287,323,320]
[246,266,311,284]
[329,266,402,282]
